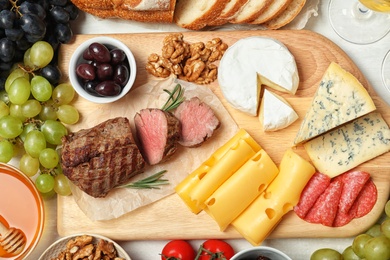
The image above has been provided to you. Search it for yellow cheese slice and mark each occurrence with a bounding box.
[304,112,390,178]
[231,149,315,246]
[175,129,261,213]
[205,149,279,231]
[189,139,258,210]
[294,62,376,145]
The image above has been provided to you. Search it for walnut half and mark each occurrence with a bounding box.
[145,33,228,84]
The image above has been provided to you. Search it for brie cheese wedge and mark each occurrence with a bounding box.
[259,89,299,131]
[218,36,299,116]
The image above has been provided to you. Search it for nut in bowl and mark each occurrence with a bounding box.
[69,36,137,104]
[38,233,131,260]
[231,246,292,260]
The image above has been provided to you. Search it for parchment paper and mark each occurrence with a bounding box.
[69,77,239,221]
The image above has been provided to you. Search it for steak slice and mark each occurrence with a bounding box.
[174,97,220,147]
[134,108,181,165]
[61,117,134,167]
[63,143,145,198]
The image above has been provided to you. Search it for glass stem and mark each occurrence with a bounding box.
[353,2,373,19]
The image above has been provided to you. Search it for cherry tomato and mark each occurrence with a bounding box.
[198,239,235,260]
[161,240,196,260]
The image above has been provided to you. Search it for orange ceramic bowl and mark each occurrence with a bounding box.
[0,163,44,260]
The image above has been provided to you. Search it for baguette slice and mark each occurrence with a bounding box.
[174,0,230,30]
[249,0,293,24]
[263,0,306,29]
[230,0,273,24]
[208,0,249,26]
[82,7,175,22]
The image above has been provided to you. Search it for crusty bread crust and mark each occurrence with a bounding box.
[230,0,273,24]
[207,0,249,26]
[264,0,306,29]
[174,0,230,30]
[249,0,293,24]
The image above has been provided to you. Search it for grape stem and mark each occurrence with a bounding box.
[9,0,23,18]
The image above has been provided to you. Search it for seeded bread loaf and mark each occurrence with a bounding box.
[249,0,293,24]
[173,0,230,30]
[264,0,307,29]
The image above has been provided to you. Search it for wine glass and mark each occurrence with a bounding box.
[328,0,390,44]
[382,49,390,93]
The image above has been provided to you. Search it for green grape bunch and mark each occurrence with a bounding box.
[310,200,390,260]
[0,40,77,197]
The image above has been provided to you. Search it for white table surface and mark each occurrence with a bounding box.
[25,0,390,259]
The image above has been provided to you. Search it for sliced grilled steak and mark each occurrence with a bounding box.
[174,97,220,147]
[134,108,181,165]
[61,117,146,198]
[61,117,134,168]
[63,144,145,198]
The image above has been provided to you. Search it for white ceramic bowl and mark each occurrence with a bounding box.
[230,246,292,260]
[69,36,137,104]
[38,233,131,260]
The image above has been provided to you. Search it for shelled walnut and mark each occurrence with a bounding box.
[146,33,228,84]
[51,235,125,260]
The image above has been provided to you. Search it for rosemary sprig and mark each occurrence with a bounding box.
[161,83,185,111]
[121,170,169,189]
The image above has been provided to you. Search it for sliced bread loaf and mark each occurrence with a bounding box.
[174,0,230,30]
[207,0,249,26]
[230,0,273,24]
[249,0,293,24]
[264,0,306,29]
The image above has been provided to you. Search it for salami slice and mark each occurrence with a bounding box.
[333,179,377,227]
[304,179,343,227]
[337,170,370,214]
[294,172,331,219]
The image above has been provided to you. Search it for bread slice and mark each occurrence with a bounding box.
[82,7,175,22]
[249,0,293,24]
[207,0,249,26]
[263,0,306,29]
[174,0,230,30]
[230,0,273,24]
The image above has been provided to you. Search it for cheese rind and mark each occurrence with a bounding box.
[294,62,376,144]
[304,112,390,178]
[259,89,299,131]
[231,149,315,246]
[205,149,279,231]
[218,36,299,116]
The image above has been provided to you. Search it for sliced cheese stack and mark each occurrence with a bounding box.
[218,36,299,116]
[176,129,316,245]
[204,149,279,231]
[304,112,390,178]
[231,149,315,245]
[259,89,298,131]
[294,62,376,145]
[175,128,261,213]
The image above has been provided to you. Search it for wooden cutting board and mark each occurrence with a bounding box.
[57,30,390,240]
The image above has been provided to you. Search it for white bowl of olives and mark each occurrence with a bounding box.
[69,36,137,104]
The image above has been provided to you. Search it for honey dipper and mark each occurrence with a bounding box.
[0,220,26,256]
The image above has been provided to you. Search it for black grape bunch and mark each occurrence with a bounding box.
[0,0,79,87]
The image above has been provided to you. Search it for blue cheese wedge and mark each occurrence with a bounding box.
[259,89,298,131]
[294,62,376,144]
[218,36,299,116]
[304,112,390,178]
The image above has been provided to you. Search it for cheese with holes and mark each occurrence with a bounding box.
[304,112,390,178]
[175,129,261,213]
[294,62,376,145]
[204,149,279,231]
[231,149,315,246]
[218,36,299,116]
[189,139,258,210]
[259,89,299,131]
